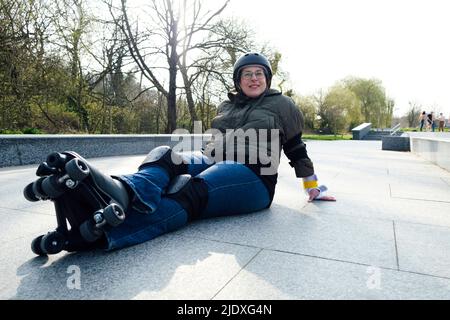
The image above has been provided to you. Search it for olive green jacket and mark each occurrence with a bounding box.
[204,89,314,177]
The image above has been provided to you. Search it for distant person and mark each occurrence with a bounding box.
[438,113,446,132]
[426,112,434,132]
[419,111,426,131]
[430,112,436,132]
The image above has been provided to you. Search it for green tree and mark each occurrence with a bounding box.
[343,77,392,128]
[291,94,318,132]
[0,0,81,132]
[405,101,421,128]
[320,85,361,135]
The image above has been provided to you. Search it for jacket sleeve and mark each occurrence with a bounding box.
[281,98,315,178]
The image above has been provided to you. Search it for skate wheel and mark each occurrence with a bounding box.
[32,177,48,200]
[36,161,58,177]
[103,203,126,227]
[79,220,103,242]
[40,231,66,255]
[24,182,40,202]
[65,158,90,181]
[46,152,68,169]
[31,235,46,256]
[41,175,65,198]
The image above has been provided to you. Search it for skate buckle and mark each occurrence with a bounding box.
[65,179,77,189]
[93,211,107,228]
[94,212,103,223]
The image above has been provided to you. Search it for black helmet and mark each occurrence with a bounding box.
[233,52,273,92]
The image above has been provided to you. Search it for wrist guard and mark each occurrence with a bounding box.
[303,174,318,190]
[302,174,328,198]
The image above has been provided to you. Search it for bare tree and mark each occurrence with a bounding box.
[183,17,256,113]
[177,0,229,128]
[49,0,93,131]
[108,0,232,132]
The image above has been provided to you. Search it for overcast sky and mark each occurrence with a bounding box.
[224,0,450,117]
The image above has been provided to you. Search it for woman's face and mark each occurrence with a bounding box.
[239,65,267,98]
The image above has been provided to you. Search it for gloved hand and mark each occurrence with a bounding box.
[302,174,336,202]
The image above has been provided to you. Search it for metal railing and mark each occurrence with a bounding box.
[390,123,401,136]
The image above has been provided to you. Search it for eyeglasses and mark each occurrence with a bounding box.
[241,70,265,80]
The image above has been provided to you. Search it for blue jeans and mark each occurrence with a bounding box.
[103,151,271,250]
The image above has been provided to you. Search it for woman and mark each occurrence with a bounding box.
[427,112,434,132]
[438,113,445,132]
[26,53,335,253]
[419,111,426,131]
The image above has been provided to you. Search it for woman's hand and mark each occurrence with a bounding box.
[303,174,336,202]
[307,187,336,202]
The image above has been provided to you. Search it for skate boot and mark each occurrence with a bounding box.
[23,151,130,255]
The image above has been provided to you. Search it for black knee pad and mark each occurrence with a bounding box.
[165,174,208,221]
[139,146,187,179]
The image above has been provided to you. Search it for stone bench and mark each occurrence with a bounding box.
[351,123,372,140]
[381,135,411,151]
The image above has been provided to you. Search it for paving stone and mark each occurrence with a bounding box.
[303,192,450,228]
[395,222,450,279]
[0,234,259,300]
[176,205,398,269]
[214,250,450,300]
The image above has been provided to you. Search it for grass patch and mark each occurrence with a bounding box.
[400,127,449,133]
[0,128,45,134]
[302,134,352,141]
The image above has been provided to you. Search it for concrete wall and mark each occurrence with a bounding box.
[409,133,450,172]
[0,134,208,168]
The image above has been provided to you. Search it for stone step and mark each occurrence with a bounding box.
[363,132,403,140]
[363,135,384,141]
[369,131,392,135]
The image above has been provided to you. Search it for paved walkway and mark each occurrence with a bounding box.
[1,140,450,299]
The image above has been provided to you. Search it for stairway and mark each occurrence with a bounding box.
[363,130,403,141]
